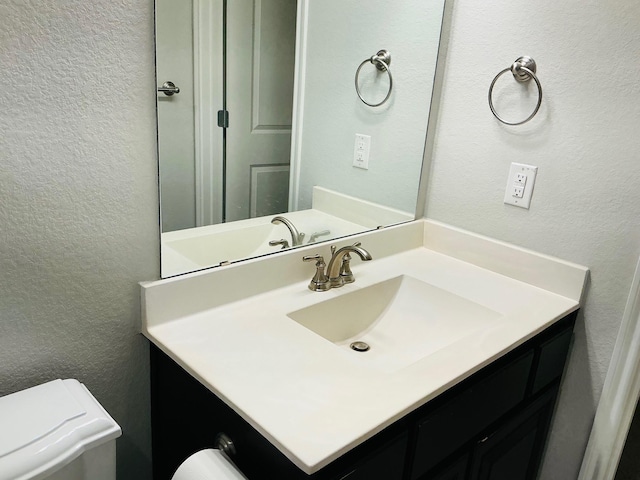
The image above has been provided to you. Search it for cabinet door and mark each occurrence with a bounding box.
[336,433,408,480]
[411,352,534,478]
[425,454,469,480]
[469,387,558,480]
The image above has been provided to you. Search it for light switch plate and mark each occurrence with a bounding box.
[504,163,538,209]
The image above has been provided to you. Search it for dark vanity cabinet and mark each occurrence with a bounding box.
[150,311,576,480]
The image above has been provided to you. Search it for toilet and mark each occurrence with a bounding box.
[0,379,121,480]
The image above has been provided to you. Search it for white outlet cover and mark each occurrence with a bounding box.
[353,134,371,170]
[504,163,538,209]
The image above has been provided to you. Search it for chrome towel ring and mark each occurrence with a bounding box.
[488,56,542,126]
[355,49,393,107]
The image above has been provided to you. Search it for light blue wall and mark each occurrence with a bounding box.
[296,0,445,215]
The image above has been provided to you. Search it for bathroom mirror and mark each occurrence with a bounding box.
[156,0,446,277]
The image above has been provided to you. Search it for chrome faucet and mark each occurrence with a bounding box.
[271,216,305,246]
[303,242,372,291]
[326,243,372,288]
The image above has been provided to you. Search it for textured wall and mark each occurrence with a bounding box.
[0,1,159,479]
[424,0,640,478]
[296,0,445,214]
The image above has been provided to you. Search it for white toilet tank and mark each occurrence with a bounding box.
[0,379,121,480]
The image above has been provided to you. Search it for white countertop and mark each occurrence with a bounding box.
[161,186,413,277]
[142,220,588,474]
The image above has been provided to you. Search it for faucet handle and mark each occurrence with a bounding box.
[308,230,331,243]
[269,239,290,250]
[303,254,330,292]
[339,242,361,284]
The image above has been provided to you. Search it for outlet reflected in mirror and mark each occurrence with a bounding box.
[156,0,447,277]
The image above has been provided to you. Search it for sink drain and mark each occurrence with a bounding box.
[350,341,370,352]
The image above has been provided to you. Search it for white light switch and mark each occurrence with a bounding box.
[353,134,371,170]
[504,163,538,209]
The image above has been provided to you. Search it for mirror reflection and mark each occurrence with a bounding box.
[156,0,446,277]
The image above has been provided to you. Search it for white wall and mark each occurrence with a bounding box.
[296,0,445,214]
[0,1,158,478]
[424,0,640,478]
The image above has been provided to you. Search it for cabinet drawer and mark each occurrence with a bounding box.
[411,351,534,479]
[531,329,573,394]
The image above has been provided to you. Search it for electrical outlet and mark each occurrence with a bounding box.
[515,173,528,186]
[504,163,537,209]
[511,185,525,198]
[353,134,371,170]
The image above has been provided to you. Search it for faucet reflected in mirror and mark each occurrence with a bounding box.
[270,216,305,247]
[156,0,446,277]
[268,216,332,250]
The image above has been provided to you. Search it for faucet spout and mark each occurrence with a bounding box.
[271,216,305,246]
[326,244,372,288]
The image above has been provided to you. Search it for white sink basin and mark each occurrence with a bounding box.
[164,223,279,266]
[160,205,373,276]
[287,275,504,372]
[144,220,587,474]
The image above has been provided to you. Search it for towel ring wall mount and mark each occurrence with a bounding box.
[355,49,393,107]
[488,56,543,126]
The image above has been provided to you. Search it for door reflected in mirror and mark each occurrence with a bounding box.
[156,0,447,277]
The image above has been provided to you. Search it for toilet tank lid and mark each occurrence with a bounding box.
[0,379,121,480]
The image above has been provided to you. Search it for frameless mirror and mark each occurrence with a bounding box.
[156,0,446,277]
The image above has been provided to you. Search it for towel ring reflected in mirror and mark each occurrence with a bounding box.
[488,56,543,126]
[355,49,393,107]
